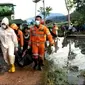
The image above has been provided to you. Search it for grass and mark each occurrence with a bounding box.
[41,60,69,85]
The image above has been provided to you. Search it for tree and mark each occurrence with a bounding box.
[0,4,14,16]
[71,11,84,25]
[73,0,85,12]
[38,6,52,18]
[65,0,74,26]
[72,0,85,24]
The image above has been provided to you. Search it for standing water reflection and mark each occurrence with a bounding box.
[45,37,85,85]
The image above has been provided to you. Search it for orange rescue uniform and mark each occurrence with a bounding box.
[10,24,24,47]
[17,29,24,47]
[29,24,54,59]
[52,26,58,35]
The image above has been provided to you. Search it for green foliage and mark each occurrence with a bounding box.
[47,26,52,29]
[71,0,85,25]
[42,60,68,85]
[45,7,52,16]
[0,5,14,16]
[73,0,85,12]
[71,11,85,25]
[65,0,74,10]
[73,0,85,17]
[38,6,52,17]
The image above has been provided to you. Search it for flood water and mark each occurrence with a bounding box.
[45,37,85,85]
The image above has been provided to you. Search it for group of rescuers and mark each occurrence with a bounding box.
[0,15,58,72]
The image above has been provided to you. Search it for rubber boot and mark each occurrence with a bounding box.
[37,59,44,71]
[37,64,42,71]
[33,59,38,70]
[40,59,44,66]
[8,64,15,73]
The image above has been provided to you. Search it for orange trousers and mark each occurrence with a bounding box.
[32,43,45,60]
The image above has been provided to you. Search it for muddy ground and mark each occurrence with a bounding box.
[0,65,42,85]
[0,54,42,85]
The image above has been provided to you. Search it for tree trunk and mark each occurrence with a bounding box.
[43,0,45,25]
[65,0,71,27]
[67,9,70,27]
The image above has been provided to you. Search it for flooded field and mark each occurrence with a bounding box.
[45,37,85,85]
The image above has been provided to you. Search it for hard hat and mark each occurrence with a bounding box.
[10,23,18,30]
[1,17,9,25]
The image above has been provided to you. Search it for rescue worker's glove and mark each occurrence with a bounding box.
[46,41,49,47]
[27,46,30,49]
[21,47,23,50]
[51,45,55,53]
[15,44,18,51]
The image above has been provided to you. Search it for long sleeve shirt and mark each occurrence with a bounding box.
[0,27,18,48]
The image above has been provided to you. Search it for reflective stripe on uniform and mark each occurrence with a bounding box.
[33,54,38,56]
[32,42,45,44]
[47,32,50,35]
[32,34,44,37]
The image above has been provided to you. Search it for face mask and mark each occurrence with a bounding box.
[35,20,40,26]
[1,25,7,29]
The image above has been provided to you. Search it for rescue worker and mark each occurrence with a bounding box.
[52,23,58,38]
[0,17,18,72]
[10,23,24,50]
[51,23,59,52]
[22,26,30,52]
[28,15,55,70]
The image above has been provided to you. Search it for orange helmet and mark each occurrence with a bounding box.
[10,23,18,30]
